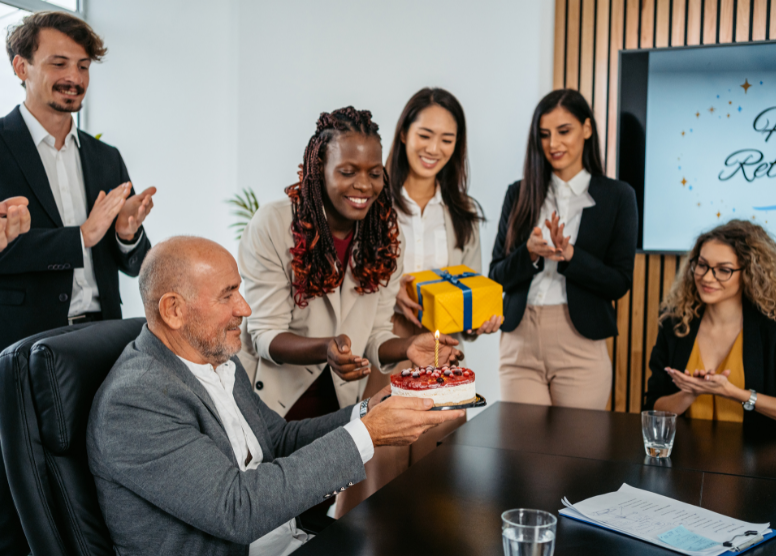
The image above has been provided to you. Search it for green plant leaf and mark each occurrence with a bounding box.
[226,187,260,240]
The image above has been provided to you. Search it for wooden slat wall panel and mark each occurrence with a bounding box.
[655,0,670,47]
[663,256,678,300]
[615,291,630,412]
[566,0,581,89]
[737,0,752,41]
[671,0,687,46]
[703,0,718,44]
[771,0,776,39]
[580,0,596,103]
[628,254,646,412]
[554,0,567,89]
[641,0,656,47]
[626,0,640,49]
[553,0,767,412]
[752,0,768,41]
[719,0,735,43]
[645,255,662,388]
[687,0,702,45]
[606,0,625,177]
[594,0,610,158]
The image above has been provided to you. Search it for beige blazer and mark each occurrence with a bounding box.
[237,198,403,417]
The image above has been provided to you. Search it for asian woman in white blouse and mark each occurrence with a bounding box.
[335,88,501,517]
[489,89,637,409]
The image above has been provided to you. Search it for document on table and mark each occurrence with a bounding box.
[560,483,770,555]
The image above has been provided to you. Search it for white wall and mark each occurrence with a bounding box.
[84,0,241,317]
[85,0,555,413]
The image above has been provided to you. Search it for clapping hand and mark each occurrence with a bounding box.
[81,183,131,248]
[116,185,156,241]
[406,332,463,368]
[0,196,31,252]
[526,215,567,263]
[545,211,574,261]
[665,367,735,399]
[327,334,371,381]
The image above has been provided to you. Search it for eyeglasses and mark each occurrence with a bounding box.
[690,258,742,282]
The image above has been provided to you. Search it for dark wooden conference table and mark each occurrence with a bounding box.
[295,402,776,556]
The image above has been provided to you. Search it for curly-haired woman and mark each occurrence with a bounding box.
[644,220,776,425]
[238,106,462,423]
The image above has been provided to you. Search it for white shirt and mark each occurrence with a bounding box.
[397,185,448,273]
[19,103,141,317]
[526,169,595,306]
[179,356,373,556]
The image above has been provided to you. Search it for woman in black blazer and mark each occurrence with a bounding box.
[489,89,637,409]
[644,221,776,427]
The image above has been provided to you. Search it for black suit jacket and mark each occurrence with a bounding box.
[643,301,776,428]
[489,175,638,340]
[0,106,151,350]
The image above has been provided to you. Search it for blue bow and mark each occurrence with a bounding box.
[416,268,478,331]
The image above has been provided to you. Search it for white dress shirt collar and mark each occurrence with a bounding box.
[19,102,80,150]
[550,168,591,196]
[400,183,444,213]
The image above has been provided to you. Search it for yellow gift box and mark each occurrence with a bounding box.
[406,265,503,335]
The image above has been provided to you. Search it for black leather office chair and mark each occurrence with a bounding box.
[0,318,146,556]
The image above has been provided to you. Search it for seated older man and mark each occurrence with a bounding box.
[86,237,463,556]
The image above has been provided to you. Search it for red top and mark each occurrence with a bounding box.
[391,366,475,390]
[332,230,354,267]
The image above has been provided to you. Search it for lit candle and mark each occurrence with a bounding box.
[434,330,439,369]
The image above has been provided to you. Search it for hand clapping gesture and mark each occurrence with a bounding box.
[0,196,31,252]
[116,185,156,241]
[526,211,574,263]
[665,367,738,399]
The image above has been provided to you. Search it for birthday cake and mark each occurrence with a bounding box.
[390,365,476,407]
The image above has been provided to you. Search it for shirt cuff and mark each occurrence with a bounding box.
[116,230,144,253]
[532,257,541,269]
[343,418,374,464]
[80,228,89,261]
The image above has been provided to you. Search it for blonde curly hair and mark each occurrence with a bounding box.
[661,219,776,337]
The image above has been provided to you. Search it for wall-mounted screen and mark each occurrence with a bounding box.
[618,42,776,252]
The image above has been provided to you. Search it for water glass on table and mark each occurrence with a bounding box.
[501,509,557,556]
[641,410,677,458]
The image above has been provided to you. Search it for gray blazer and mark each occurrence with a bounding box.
[87,325,366,556]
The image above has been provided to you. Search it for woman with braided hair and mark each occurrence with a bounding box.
[238,106,462,440]
[336,88,503,517]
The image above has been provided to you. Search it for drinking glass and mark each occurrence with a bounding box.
[502,509,557,556]
[641,410,677,458]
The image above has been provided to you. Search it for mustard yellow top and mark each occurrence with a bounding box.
[685,331,745,422]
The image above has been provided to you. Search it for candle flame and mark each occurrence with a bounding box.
[435,330,439,339]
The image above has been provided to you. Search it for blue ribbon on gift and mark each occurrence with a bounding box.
[416,268,478,331]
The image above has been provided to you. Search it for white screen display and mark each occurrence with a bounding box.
[643,44,776,251]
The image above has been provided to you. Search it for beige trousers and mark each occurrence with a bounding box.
[499,304,611,410]
[334,313,466,518]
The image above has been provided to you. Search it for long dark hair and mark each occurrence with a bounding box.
[386,88,483,250]
[285,107,400,308]
[504,89,604,253]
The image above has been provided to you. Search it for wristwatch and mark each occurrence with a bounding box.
[359,397,371,418]
[742,389,757,411]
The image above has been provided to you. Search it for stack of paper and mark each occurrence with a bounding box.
[560,484,771,555]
